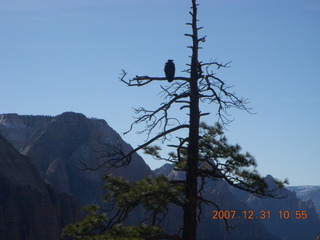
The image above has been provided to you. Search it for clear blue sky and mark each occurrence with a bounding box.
[1,0,319,186]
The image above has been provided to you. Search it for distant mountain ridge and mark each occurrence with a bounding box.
[1,112,319,240]
[229,176,320,240]
[154,164,320,240]
[287,185,320,217]
[153,165,281,240]
[0,112,152,205]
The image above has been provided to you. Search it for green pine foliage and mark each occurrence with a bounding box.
[104,175,184,214]
[144,122,287,196]
[61,203,163,240]
[62,175,183,239]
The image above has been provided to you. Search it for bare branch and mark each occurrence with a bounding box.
[197,196,234,233]
[82,125,189,171]
[120,72,190,87]
[124,91,190,137]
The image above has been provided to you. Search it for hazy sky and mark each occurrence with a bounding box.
[1,0,319,186]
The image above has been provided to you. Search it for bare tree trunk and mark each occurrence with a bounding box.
[182,0,200,239]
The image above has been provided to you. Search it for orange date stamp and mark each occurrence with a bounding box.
[212,210,308,220]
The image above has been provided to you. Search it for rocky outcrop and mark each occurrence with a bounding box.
[0,112,152,205]
[0,112,154,239]
[0,114,51,151]
[0,134,80,240]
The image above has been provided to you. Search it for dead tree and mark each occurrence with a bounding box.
[116,1,252,239]
[79,0,286,239]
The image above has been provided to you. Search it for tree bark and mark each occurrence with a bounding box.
[182,0,200,239]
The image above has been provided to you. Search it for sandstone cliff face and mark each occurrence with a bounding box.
[0,112,152,205]
[0,134,80,240]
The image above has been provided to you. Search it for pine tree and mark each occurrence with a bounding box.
[63,0,287,239]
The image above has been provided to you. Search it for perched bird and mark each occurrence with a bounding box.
[164,59,175,82]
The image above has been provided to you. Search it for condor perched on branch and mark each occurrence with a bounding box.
[164,59,175,82]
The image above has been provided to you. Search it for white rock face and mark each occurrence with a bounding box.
[287,185,320,217]
[0,113,52,151]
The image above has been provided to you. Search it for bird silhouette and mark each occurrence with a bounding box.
[164,59,175,82]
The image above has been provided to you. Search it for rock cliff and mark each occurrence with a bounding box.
[2,112,318,239]
[0,113,51,151]
[0,134,80,240]
[287,185,320,217]
[0,112,152,205]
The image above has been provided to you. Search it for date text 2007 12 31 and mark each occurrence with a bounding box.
[212,210,308,220]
